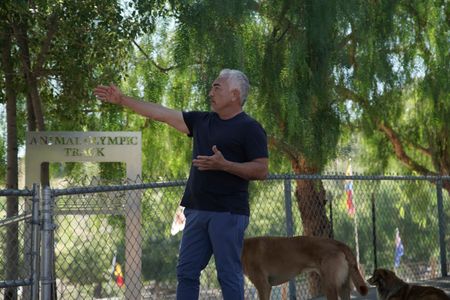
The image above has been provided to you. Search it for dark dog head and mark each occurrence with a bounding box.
[368,268,403,289]
[369,268,450,300]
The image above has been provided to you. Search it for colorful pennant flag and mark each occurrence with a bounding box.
[394,228,404,268]
[170,206,186,236]
[114,262,125,287]
[345,163,356,216]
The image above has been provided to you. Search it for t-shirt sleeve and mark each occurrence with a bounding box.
[244,122,269,161]
[182,111,204,137]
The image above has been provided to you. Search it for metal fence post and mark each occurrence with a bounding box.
[31,184,40,300]
[41,186,54,300]
[284,179,297,300]
[329,196,334,239]
[436,178,447,276]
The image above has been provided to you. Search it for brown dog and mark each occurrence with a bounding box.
[241,236,368,300]
[368,268,450,300]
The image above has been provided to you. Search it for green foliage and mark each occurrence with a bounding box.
[40,1,135,132]
[2,0,445,179]
[257,0,341,170]
[125,0,344,173]
[56,216,119,285]
[330,178,441,272]
[1,0,168,181]
[335,0,450,176]
[140,186,183,282]
[2,0,450,292]
[2,1,140,137]
[247,181,288,236]
[141,237,179,283]
[171,0,252,69]
[99,162,126,181]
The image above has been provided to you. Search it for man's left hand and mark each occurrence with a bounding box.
[192,145,226,171]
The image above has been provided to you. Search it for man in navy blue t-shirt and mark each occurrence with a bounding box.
[94,69,269,300]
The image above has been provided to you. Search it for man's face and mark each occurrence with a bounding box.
[208,76,233,112]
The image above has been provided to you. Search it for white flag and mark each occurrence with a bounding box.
[170,206,186,235]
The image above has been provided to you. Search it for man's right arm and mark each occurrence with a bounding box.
[94,84,189,134]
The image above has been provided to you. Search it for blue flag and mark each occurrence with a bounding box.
[394,228,404,268]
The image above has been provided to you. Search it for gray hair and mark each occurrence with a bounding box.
[219,69,250,106]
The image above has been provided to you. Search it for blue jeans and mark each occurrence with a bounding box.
[176,209,249,300]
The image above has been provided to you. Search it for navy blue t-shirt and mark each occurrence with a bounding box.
[181,111,268,216]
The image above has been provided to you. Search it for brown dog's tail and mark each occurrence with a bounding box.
[349,263,369,295]
[340,243,369,296]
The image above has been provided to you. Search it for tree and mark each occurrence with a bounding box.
[125,1,341,295]
[256,0,341,239]
[0,1,145,299]
[0,10,20,300]
[124,0,342,235]
[335,0,450,189]
[123,2,448,295]
[129,1,338,243]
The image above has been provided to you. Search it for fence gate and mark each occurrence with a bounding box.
[0,185,40,300]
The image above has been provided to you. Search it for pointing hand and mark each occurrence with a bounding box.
[94,84,124,105]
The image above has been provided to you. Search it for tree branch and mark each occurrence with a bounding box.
[407,141,432,157]
[275,23,290,43]
[131,39,177,73]
[378,122,434,175]
[34,11,58,77]
[268,135,298,162]
[337,31,354,50]
[12,16,45,131]
[335,85,370,108]
[269,0,291,42]
[336,84,435,175]
[404,2,432,59]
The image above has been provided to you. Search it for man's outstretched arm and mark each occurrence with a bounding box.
[94,84,189,134]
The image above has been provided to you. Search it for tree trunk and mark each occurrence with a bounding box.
[294,179,331,237]
[12,11,53,299]
[2,23,19,300]
[292,159,332,297]
[12,13,50,187]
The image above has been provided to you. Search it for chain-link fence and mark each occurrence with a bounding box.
[1,175,449,299]
[0,186,40,300]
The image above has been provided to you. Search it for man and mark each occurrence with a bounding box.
[94,69,269,300]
